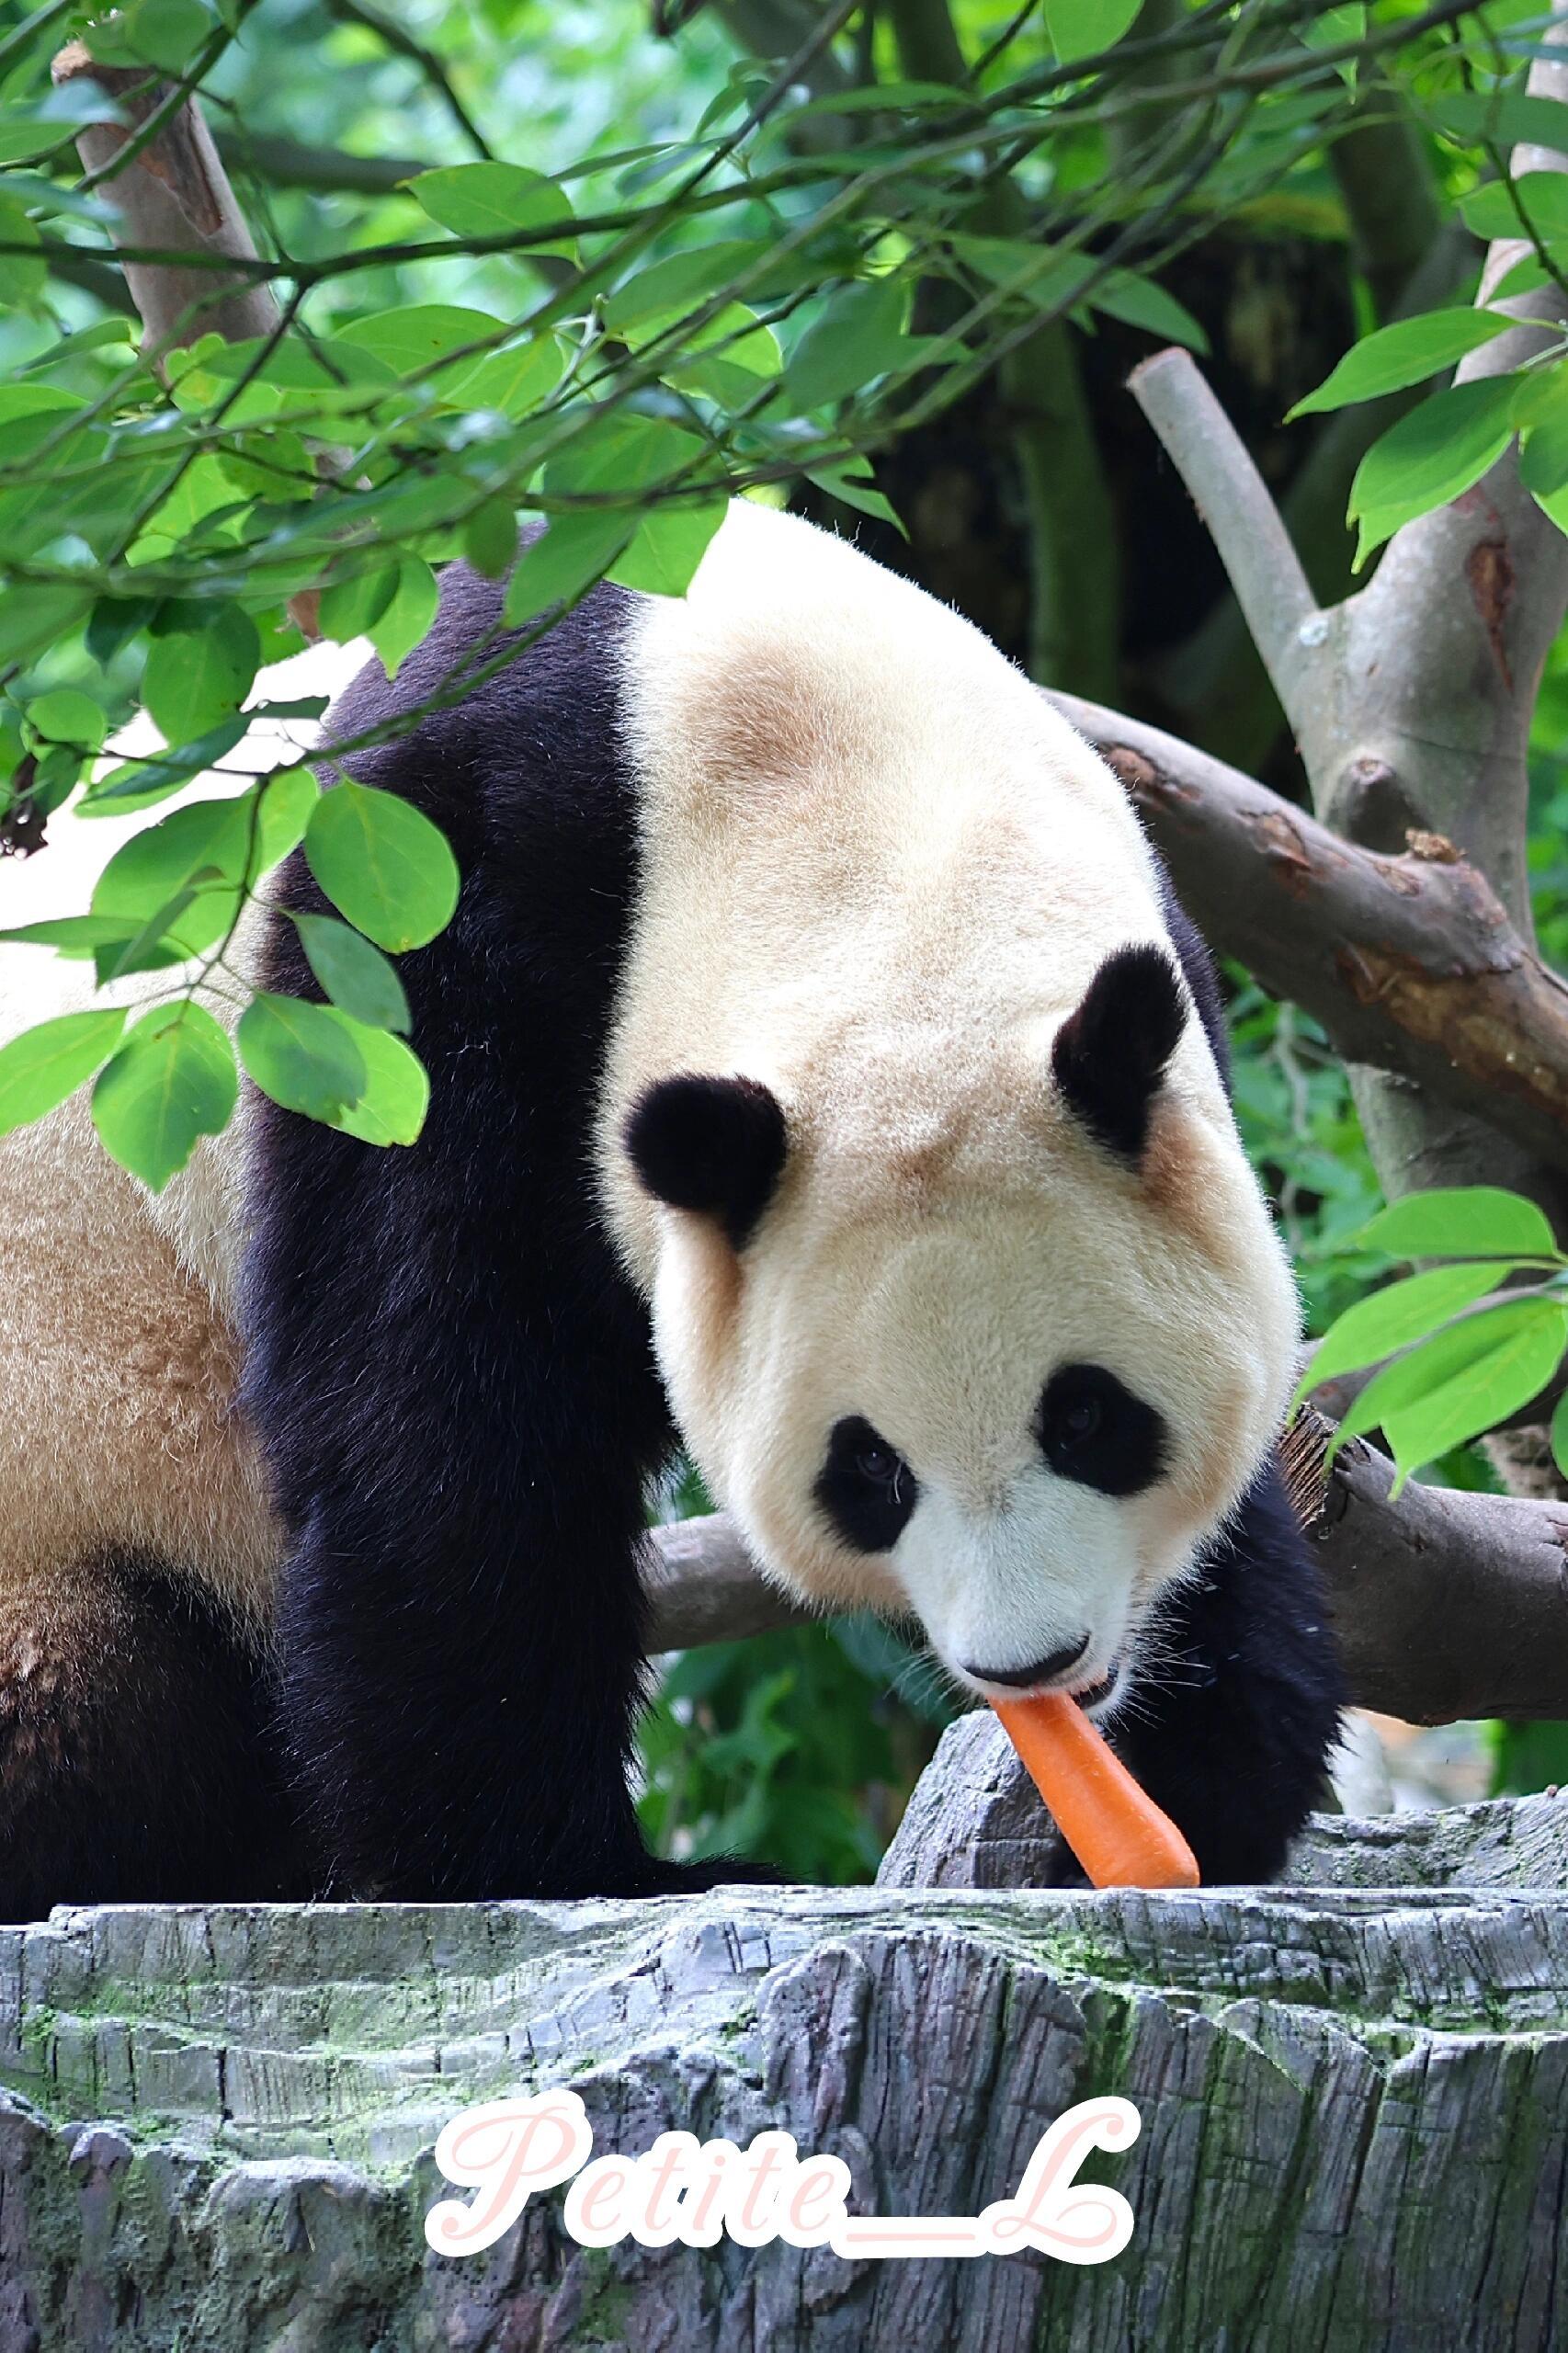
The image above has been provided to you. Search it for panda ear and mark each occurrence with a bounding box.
[1051,945,1187,1161]
[625,1074,788,1247]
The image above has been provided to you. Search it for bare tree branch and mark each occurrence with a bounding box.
[1051,690,1568,1176]
[51,42,279,353]
[321,0,493,162]
[1287,1411,1568,1724]
[1130,0,1568,1236]
[1155,218,1480,771]
[644,1516,812,1652]
[643,1463,1568,1732]
[1130,347,1319,720]
[214,130,430,196]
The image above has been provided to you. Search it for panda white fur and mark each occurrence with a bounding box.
[0,499,1341,1915]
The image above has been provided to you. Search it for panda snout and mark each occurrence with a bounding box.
[961,1631,1091,1690]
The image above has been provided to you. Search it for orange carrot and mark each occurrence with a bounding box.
[994,1692,1200,1890]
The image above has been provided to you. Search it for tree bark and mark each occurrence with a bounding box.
[51,43,279,356]
[1128,0,1568,1235]
[3,1840,1567,2346]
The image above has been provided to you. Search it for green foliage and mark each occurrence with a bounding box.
[303,782,460,953]
[639,1618,959,1884]
[91,1000,236,1189]
[291,912,411,1033]
[0,0,1553,1182]
[1299,1187,1568,1490]
[0,1005,125,1136]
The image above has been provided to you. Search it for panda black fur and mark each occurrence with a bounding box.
[0,500,1343,1912]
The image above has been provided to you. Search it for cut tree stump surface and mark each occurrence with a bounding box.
[2,1718,1565,2351]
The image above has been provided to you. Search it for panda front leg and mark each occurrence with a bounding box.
[1096,1455,1346,1886]
[242,1096,767,1902]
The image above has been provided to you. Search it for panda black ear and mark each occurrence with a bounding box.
[1051,945,1187,1161]
[625,1074,788,1248]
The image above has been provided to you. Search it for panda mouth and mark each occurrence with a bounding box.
[1071,1657,1121,1712]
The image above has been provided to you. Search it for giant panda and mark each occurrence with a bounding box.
[0,497,1343,1918]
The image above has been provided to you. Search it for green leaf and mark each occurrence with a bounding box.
[304,781,460,953]
[603,242,772,335]
[0,584,91,668]
[1335,1296,1568,1469]
[786,278,908,412]
[1359,1185,1561,1262]
[608,501,727,597]
[292,912,410,1032]
[367,559,438,680]
[0,916,144,958]
[660,301,782,390]
[335,305,506,383]
[1297,1261,1506,1404]
[463,494,518,580]
[1348,378,1518,568]
[0,1009,128,1137]
[325,1017,429,1146]
[1551,1390,1568,1480]
[96,886,208,983]
[1088,268,1210,355]
[237,992,367,1121]
[90,1003,236,1190]
[24,689,106,755]
[0,193,46,308]
[1044,0,1141,66]
[142,605,261,745]
[91,0,215,72]
[319,563,399,645]
[1460,171,1568,244]
[803,465,904,532]
[543,411,706,497]
[1429,91,1568,153]
[0,386,86,426]
[1381,1302,1568,1483]
[86,789,291,959]
[81,716,250,814]
[448,335,565,418]
[407,163,574,243]
[256,765,320,871]
[502,511,634,626]
[1290,311,1517,419]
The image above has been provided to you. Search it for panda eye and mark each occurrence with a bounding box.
[855,1438,902,1487]
[1037,1364,1165,1498]
[1058,1395,1102,1448]
[815,1416,919,1553]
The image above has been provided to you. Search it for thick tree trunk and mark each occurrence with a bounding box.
[3,1770,1566,2350]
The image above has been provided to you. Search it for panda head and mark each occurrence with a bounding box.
[623,944,1299,1716]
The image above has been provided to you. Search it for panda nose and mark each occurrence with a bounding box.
[963,1632,1091,1690]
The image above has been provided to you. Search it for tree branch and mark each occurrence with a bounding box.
[1051,690,1568,1176]
[1287,1411,1568,1724]
[1154,217,1480,772]
[1129,346,1319,722]
[644,1516,812,1652]
[643,1461,1568,1730]
[1130,0,1568,1235]
[51,42,279,352]
[321,0,493,162]
[214,130,430,197]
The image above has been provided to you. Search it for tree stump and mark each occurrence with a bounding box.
[3,1719,1565,2350]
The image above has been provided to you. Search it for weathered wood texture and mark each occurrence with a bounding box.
[3,1739,1566,2352]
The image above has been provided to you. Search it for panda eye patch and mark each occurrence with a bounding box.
[1037,1364,1165,1497]
[815,1416,918,1552]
